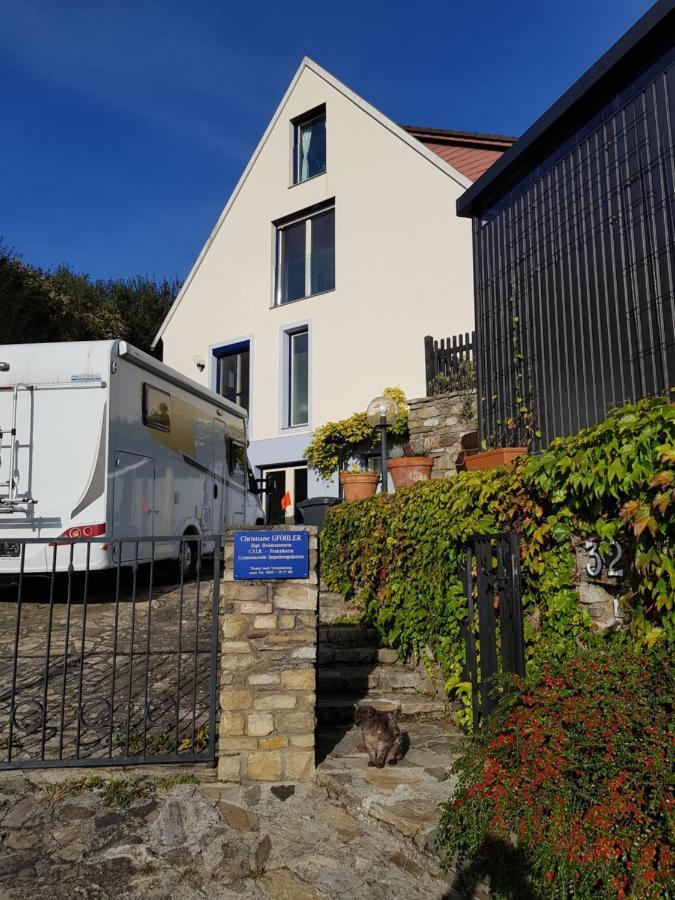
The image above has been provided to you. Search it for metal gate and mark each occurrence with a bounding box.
[461,533,525,731]
[0,534,221,769]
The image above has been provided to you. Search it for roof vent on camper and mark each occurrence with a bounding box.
[0,362,9,372]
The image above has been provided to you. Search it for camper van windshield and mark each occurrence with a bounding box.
[227,439,246,486]
[247,462,259,495]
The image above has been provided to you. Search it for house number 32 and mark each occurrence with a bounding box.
[584,540,624,579]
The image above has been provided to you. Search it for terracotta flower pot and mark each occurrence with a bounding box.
[464,447,528,471]
[387,456,434,489]
[339,471,379,501]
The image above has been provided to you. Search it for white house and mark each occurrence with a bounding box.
[153,58,513,522]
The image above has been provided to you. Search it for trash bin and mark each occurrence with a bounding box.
[295,496,342,530]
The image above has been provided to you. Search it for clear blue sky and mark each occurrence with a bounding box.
[1,0,654,283]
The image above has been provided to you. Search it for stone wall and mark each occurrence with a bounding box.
[218,526,318,783]
[407,391,478,479]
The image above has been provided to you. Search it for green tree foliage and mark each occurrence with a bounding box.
[0,247,179,352]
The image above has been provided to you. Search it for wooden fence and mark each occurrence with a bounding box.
[424,332,475,395]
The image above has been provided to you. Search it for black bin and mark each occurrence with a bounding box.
[295,496,342,530]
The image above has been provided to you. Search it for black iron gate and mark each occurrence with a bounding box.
[0,534,220,769]
[461,533,525,731]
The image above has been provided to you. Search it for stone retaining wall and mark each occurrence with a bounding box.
[218,526,318,783]
[407,392,478,478]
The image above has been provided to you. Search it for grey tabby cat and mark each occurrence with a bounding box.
[354,704,402,768]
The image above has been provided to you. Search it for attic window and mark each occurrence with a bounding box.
[292,105,326,184]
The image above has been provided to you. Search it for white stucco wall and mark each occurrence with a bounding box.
[160,64,474,456]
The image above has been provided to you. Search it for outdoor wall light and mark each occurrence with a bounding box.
[366,395,398,494]
[193,354,206,373]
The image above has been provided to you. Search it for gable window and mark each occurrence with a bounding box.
[215,342,250,412]
[293,105,326,184]
[275,204,335,304]
[286,327,309,427]
[142,384,171,432]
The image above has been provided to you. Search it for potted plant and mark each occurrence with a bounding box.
[339,458,379,501]
[387,442,434,488]
[465,415,530,471]
[304,387,409,483]
[464,445,527,470]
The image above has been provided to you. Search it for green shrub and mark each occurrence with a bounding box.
[428,359,477,397]
[304,387,409,481]
[436,646,674,899]
[320,397,674,705]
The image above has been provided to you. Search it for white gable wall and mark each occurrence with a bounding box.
[160,63,474,474]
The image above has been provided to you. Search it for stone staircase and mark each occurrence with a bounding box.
[316,587,464,861]
[317,589,447,725]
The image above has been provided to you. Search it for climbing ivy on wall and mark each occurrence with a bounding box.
[320,397,674,703]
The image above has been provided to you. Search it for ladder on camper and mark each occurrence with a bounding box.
[0,384,35,513]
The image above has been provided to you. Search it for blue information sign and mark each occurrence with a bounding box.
[233,530,309,580]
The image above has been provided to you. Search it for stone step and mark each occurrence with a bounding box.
[318,664,437,697]
[318,645,402,666]
[318,591,361,624]
[318,624,380,647]
[317,696,447,725]
[318,645,376,665]
[316,722,464,859]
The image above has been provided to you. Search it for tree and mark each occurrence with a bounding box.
[0,246,180,353]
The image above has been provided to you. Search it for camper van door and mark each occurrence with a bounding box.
[112,451,155,562]
[213,420,227,531]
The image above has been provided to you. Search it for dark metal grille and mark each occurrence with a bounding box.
[0,535,221,769]
[461,534,525,731]
[424,332,475,395]
[474,47,675,449]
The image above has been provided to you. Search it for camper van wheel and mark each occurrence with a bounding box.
[176,532,197,580]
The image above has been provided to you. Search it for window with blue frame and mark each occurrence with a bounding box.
[215,342,250,412]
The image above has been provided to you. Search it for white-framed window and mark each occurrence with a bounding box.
[263,464,308,524]
[275,204,335,305]
[292,105,326,184]
[284,326,309,427]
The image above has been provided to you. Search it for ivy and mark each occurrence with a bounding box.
[320,397,674,700]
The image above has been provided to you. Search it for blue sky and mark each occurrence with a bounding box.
[1,0,654,282]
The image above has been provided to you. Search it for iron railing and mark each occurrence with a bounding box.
[461,533,525,731]
[0,534,221,769]
[424,332,475,395]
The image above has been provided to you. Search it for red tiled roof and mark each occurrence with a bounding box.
[401,125,517,183]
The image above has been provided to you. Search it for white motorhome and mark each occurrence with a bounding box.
[0,340,263,574]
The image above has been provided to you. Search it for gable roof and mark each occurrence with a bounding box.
[401,126,516,182]
[153,57,476,347]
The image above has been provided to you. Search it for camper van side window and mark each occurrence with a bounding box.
[142,384,171,432]
[227,439,246,486]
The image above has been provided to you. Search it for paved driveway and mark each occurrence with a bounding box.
[0,567,217,767]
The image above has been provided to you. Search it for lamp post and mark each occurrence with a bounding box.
[366,395,398,494]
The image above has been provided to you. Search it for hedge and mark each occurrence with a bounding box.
[320,397,674,712]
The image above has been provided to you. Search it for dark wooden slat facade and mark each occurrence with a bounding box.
[472,45,675,448]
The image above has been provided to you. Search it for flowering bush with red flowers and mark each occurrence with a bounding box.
[437,646,674,899]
